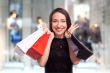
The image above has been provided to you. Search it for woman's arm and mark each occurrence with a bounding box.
[69,44,80,64]
[65,23,80,65]
[66,38,80,65]
[69,47,80,65]
[37,30,54,67]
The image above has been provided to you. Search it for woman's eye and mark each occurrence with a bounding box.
[53,21,57,22]
[61,21,66,22]
[52,20,57,23]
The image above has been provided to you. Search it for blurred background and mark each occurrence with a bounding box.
[0,0,110,73]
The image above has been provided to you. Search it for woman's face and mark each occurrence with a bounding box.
[52,12,67,38]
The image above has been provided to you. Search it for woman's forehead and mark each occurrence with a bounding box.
[52,12,66,19]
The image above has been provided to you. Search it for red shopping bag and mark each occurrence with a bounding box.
[26,33,50,60]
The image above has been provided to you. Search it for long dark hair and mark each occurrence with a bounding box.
[49,8,72,32]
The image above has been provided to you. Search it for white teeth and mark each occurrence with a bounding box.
[57,28,62,30]
[55,28,61,31]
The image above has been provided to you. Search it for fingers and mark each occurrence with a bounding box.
[68,24,79,34]
[70,24,79,31]
[49,32,54,40]
[42,27,54,40]
[43,27,52,35]
[72,24,79,30]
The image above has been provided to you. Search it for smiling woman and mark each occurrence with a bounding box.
[36,8,80,73]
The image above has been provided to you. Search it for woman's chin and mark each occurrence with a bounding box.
[55,33,64,38]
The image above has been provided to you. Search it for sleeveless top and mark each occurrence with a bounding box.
[45,37,73,73]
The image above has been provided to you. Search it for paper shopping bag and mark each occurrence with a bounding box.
[66,38,79,55]
[26,33,50,60]
[71,35,93,60]
[15,28,45,57]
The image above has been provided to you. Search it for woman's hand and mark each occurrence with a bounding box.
[43,27,54,40]
[65,24,79,38]
[68,23,79,34]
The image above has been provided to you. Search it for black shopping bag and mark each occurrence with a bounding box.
[71,35,93,60]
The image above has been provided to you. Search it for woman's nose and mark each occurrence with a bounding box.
[57,21,62,27]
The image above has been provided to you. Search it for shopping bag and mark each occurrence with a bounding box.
[26,33,50,60]
[15,28,48,59]
[66,38,79,55]
[71,35,93,60]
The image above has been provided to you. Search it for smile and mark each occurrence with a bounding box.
[55,28,65,31]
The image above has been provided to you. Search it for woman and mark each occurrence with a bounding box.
[7,10,22,45]
[7,10,22,61]
[37,8,80,73]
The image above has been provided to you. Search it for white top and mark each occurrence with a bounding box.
[7,17,22,29]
